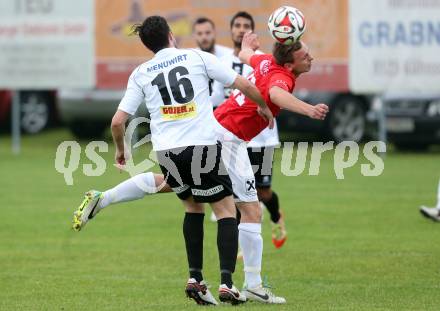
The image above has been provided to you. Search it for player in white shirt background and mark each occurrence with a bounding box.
[192,17,233,59]
[210,11,286,249]
[72,15,275,306]
[192,17,232,103]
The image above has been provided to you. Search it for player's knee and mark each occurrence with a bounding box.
[254,205,263,222]
[183,197,205,213]
[185,204,204,213]
[154,174,172,192]
[239,201,262,223]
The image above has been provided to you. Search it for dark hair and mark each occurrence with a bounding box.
[132,16,170,53]
[193,17,215,31]
[272,41,302,66]
[230,11,255,31]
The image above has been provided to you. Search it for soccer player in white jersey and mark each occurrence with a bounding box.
[72,31,328,304]
[210,12,286,248]
[72,15,275,306]
[192,17,232,99]
[192,17,232,58]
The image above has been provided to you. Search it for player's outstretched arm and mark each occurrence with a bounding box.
[231,76,274,129]
[239,32,260,66]
[269,86,329,120]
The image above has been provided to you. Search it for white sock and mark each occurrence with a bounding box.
[238,223,263,289]
[99,172,157,209]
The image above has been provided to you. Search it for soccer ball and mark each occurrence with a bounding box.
[268,6,306,45]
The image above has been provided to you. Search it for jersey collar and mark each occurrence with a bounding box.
[155,47,177,57]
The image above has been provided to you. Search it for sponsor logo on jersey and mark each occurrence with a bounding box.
[260,60,271,75]
[160,102,197,121]
[275,80,289,88]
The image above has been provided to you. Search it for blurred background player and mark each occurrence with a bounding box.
[192,17,232,104]
[420,179,440,221]
[192,17,232,58]
[210,11,286,249]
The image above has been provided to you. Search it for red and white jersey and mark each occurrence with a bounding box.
[214,54,295,142]
[211,53,280,147]
[118,48,238,151]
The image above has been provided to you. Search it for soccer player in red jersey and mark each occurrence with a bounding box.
[215,35,323,142]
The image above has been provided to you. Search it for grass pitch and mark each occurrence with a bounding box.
[1,130,440,310]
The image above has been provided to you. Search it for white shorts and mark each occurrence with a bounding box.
[214,120,258,203]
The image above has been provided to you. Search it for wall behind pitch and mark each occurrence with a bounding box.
[96,0,348,91]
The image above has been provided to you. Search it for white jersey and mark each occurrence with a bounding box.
[118,48,238,151]
[212,44,233,58]
[196,44,233,59]
[211,53,280,148]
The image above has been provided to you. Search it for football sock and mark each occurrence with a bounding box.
[262,191,281,223]
[217,218,238,288]
[99,172,156,208]
[238,222,263,289]
[183,213,205,282]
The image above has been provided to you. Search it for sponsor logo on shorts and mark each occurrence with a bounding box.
[263,176,270,184]
[245,178,256,194]
[192,185,224,197]
[173,184,190,194]
[160,102,196,121]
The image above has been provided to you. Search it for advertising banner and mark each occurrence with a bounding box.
[96,0,349,91]
[0,0,95,89]
[349,0,440,93]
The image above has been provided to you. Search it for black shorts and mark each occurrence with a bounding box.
[157,143,233,203]
[247,147,275,188]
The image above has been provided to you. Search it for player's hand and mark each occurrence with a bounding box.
[242,31,260,51]
[308,103,329,120]
[257,106,275,129]
[115,148,130,167]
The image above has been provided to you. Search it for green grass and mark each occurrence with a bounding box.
[1,129,440,310]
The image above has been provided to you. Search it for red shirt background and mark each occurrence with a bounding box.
[214,54,296,141]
